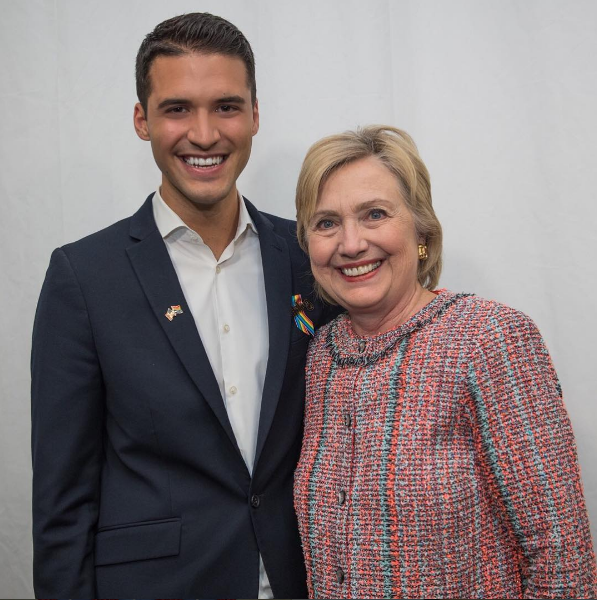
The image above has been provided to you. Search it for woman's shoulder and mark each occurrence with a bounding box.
[440,290,545,352]
[439,290,537,328]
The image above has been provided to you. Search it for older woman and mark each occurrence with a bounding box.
[293,125,597,599]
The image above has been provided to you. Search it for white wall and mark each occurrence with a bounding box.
[1,1,596,596]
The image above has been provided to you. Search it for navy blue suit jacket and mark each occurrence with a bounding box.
[31,195,334,598]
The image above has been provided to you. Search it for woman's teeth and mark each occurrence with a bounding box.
[184,156,224,167]
[341,261,381,277]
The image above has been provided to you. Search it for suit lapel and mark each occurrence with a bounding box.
[126,196,241,454]
[245,201,293,468]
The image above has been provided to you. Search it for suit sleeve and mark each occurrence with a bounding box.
[31,248,104,598]
[466,306,597,599]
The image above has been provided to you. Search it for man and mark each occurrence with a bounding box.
[31,13,334,598]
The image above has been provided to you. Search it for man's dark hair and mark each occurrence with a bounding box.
[135,12,256,112]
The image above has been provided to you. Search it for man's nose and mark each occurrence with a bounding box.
[187,111,221,149]
[338,221,368,257]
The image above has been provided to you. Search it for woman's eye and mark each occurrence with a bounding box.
[369,209,386,220]
[317,219,335,230]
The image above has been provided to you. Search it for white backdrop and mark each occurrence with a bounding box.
[1,1,596,597]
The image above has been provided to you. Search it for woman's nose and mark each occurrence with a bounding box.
[338,222,368,257]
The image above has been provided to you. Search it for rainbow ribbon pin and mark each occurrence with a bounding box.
[291,294,314,336]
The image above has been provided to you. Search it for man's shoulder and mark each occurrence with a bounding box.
[60,196,154,258]
[256,209,308,268]
[258,209,296,228]
[243,197,305,257]
[259,210,298,238]
[62,215,131,250]
[244,196,297,237]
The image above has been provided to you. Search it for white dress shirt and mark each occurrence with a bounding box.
[152,189,272,599]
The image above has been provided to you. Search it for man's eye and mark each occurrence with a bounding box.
[218,104,236,113]
[166,106,187,114]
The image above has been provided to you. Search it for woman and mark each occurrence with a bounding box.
[293,125,597,599]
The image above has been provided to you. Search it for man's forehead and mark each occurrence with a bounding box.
[149,52,248,79]
[147,52,252,97]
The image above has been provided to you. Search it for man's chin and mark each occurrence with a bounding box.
[186,189,237,210]
[163,181,238,213]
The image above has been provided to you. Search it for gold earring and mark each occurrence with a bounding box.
[418,244,428,261]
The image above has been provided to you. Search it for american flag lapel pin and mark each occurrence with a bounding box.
[291,294,314,336]
[165,305,184,321]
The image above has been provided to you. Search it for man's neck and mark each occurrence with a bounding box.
[161,188,241,260]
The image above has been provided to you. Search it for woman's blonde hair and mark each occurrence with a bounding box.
[296,125,442,297]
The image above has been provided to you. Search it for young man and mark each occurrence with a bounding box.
[31,13,333,598]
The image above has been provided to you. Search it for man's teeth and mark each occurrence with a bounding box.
[184,156,224,167]
[341,261,381,277]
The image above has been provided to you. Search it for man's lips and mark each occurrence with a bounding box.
[180,155,227,167]
[338,260,382,278]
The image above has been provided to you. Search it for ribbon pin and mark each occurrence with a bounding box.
[165,305,184,321]
[291,294,314,336]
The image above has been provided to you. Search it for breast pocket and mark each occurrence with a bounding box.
[95,517,181,566]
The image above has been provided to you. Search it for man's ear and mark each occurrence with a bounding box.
[133,102,150,141]
[251,99,259,136]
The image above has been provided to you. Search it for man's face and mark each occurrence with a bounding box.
[134,52,259,215]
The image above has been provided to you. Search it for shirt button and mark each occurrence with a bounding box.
[223,324,230,333]
[343,413,351,428]
[338,490,346,505]
[251,494,260,508]
[229,386,237,395]
[336,567,345,584]
[216,265,222,274]
[358,341,366,353]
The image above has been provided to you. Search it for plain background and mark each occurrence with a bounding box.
[1,1,596,596]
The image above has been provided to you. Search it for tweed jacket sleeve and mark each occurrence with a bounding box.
[466,305,597,599]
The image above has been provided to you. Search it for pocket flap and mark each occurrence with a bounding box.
[95,517,181,566]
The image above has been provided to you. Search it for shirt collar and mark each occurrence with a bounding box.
[152,188,258,242]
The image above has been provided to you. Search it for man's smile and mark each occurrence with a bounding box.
[181,155,227,168]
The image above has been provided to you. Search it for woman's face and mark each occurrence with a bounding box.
[308,156,422,319]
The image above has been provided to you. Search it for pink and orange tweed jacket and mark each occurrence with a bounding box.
[294,290,597,599]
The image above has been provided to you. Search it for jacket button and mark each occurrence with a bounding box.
[336,567,345,584]
[338,490,346,505]
[343,413,351,428]
[358,340,366,353]
[251,494,260,508]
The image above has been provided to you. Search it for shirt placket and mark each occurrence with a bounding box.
[214,259,240,443]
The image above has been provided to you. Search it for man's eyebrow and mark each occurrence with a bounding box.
[217,95,246,104]
[156,98,190,110]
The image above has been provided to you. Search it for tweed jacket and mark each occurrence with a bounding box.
[294,290,597,599]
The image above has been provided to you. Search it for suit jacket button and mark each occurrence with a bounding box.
[343,413,351,428]
[251,494,261,508]
[336,567,345,584]
[338,490,346,505]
